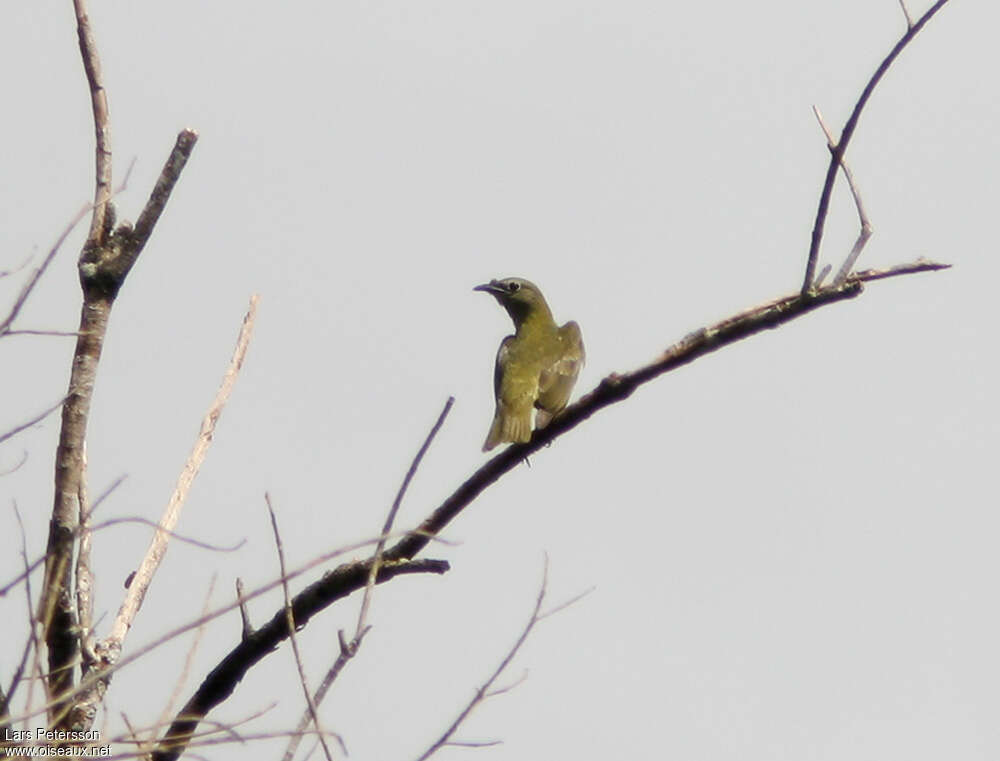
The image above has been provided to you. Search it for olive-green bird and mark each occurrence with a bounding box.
[474,277,585,452]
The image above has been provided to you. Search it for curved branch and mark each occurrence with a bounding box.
[152,259,946,761]
[151,558,449,761]
[801,0,952,293]
[389,261,949,564]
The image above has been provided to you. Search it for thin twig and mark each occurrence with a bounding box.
[1,510,244,601]
[149,551,448,761]
[152,258,946,761]
[899,0,914,28]
[119,712,143,755]
[41,297,256,733]
[236,579,253,641]
[3,330,84,338]
[266,495,342,761]
[281,397,455,761]
[6,535,447,733]
[812,105,874,284]
[73,0,113,245]
[414,558,591,761]
[0,207,90,338]
[109,295,258,646]
[851,259,950,281]
[0,396,67,446]
[801,0,952,293]
[0,255,32,279]
[357,396,455,639]
[0,450,29,477]
[110,702,282,753]
[813,264,833,289]
[152,575,219,755]
[0,152,134,341]
[1,504,43,730]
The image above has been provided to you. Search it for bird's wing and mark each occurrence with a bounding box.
[535,320,585,429]
[484,335,536,451]
[493,335,515,398]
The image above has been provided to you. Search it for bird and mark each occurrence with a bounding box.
[474,277,584,452]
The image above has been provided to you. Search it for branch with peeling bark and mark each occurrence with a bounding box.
[38,0,202,730]
[52,297,258,734]
[40,124,200,728]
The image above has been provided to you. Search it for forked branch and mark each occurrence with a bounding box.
[801,0,952,293]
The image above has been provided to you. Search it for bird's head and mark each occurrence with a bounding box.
[474,277,552,326]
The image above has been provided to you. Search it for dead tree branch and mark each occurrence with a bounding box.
[41,0,199,726]
[385,261,949,567]
[0,397,68,448]
[281,397,455,761]
[151,557,449,761]
[151,259,947,761]
[60,296,257,733]
[414,558,591,761]
[268,496,342,761]
[801,0,952,293]
[810,105,873,286]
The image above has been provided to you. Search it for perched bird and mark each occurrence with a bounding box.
[474,277,584,451]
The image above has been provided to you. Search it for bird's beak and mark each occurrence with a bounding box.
[473,281,503,295]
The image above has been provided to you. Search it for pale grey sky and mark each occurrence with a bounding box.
[2,1,997,759]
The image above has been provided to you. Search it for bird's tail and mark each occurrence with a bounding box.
[482,409,532,452]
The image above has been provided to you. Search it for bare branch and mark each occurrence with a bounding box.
[35,294,254,733]
[0,450,29,477]
[1,513,241,601]
[267,495,342,761]
[414,558,588,761]
[850,259,951,282]
[357,396,455,639]
[899,0,914,28]
[150,256,946,761]
[801,0,952,293]
[235,579,253,641]
[386,260,949,566]
[129,129,199,261]
[152,575,219,756]
[0,207,90,338]
[43,123,200,727]
[108,294,258,647]
[73,0,113,245]
[282,398,454,761]
[75,445,96,684]
[0,396,67,447]
[1,504,43,732]
[11,532,442,728]
[812,105,874,284]
[0,255,31,279]
[2,330,84,338]
[484,670,529,699]
[150,552,449,761]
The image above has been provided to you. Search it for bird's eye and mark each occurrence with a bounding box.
[507,281,521,293]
